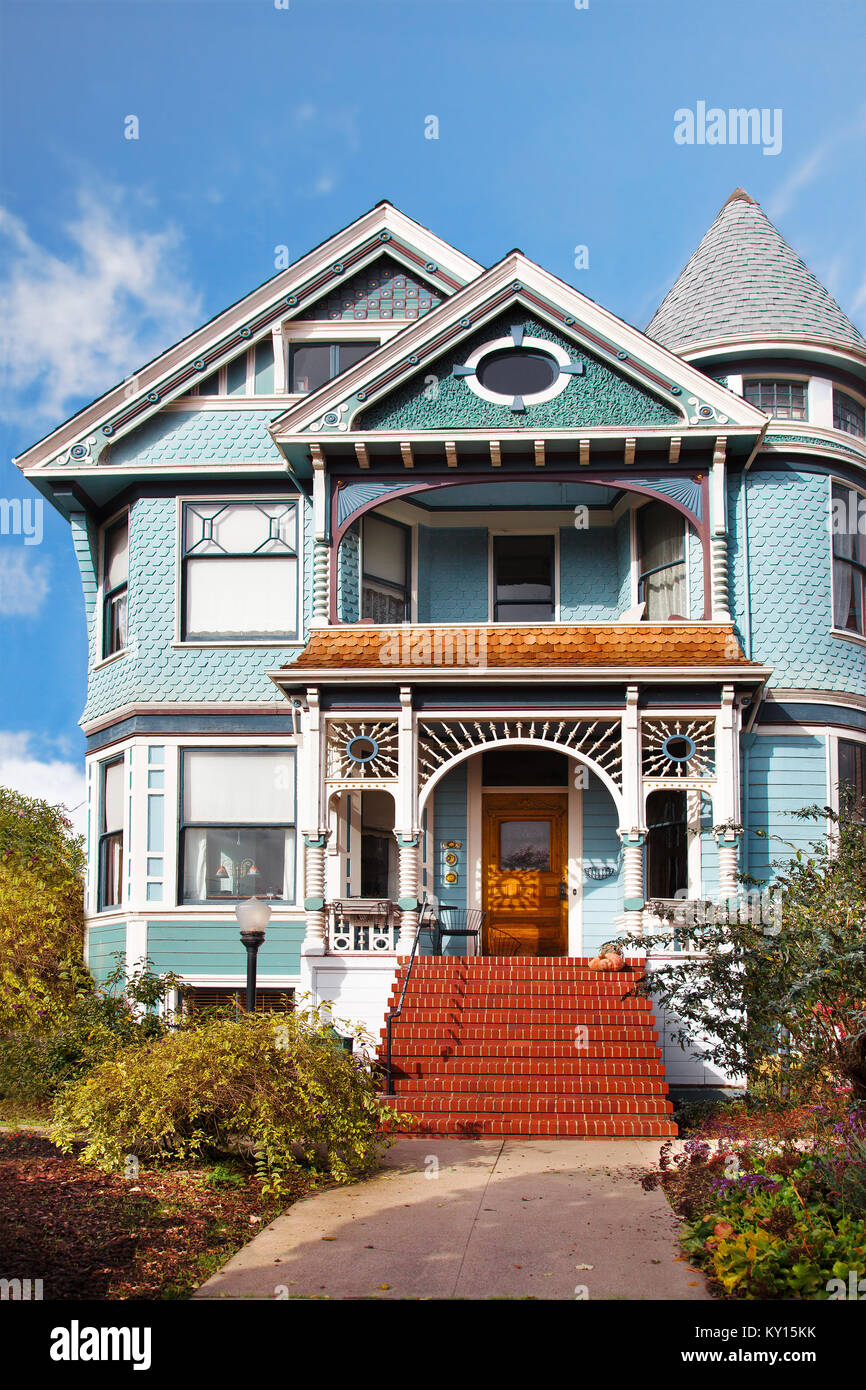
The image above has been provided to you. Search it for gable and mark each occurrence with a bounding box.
[298,254,445,322]
[356,311,681,431]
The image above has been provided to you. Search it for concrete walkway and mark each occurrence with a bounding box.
[195,1138,710,1301]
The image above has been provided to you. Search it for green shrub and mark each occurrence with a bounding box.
[51,1005,410,1196]
[0,958,179,1102]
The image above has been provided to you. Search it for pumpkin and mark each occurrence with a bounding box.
[601,952,625,971]
[588,955,606,970]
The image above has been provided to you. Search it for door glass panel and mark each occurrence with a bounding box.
[499,820,551,871]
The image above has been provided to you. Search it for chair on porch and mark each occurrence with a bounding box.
[423,905,487,956]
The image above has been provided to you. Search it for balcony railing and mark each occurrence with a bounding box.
[328,898,398,953]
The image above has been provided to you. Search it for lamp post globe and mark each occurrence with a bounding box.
[235,896,272,1014]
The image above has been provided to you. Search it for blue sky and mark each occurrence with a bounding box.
[1,0,865,823]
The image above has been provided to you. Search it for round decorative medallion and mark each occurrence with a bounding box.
[146,391,160,403]
[671,386,682,396]
[193,359,206,370]
[70,444,88,460]
[240,328,252,338]
[425,261,438,272]
[285,295,298,306]
[102,425,114,436]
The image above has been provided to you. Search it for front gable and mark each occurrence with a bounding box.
[356,310,680,432]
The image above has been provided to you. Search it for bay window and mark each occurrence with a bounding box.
[832,483,866,636]
[361,514,410,622]
[838,739,865,819]
[102,515,128,658]
[637,502,687,619]
[180,749,296,903]
[833,389,865,440]
[98,757,124,910]
[182,501,299,641]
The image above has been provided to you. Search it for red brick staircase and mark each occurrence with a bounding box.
[380,956,677,1137]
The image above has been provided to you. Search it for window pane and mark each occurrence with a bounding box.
[105,589,128,654]
[182,826,293,901]
[337,341,377,373]
[290,344,331,393]
[102,759,124,833]
[100,833,123,909]
[198,371,221,396]
[185,555,297,637]
[254,339,275,394]
[105,517,128,589]
[638,502,687,619]
[499,821,551,871]
[833,559,865,633]
[839,739,866,813]
[363,515,407,587]
[226,354,248,396]
[494,536,554,619]
[831,485,866,566]
[186,502,296,557]
[833,390,865,439]
[183,750,295,823]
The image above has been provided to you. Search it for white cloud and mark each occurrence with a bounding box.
[0,188,203,427]
[0,732,86,835]
[0,550,50,616]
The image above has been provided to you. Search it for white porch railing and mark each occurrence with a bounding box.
[328,899,399,954]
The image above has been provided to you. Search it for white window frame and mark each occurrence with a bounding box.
[829,475,866,646]
[94,505,130,671]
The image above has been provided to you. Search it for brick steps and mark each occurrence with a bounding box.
[380,956,676,1138]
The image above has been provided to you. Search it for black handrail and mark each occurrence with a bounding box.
[384,895,430,1096]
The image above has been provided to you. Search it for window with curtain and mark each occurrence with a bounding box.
[361,514,410,622]
[180,749,296,903]
[288,341,377,394]
[102,515,128,658]
[637,502,687,619]
[493,535,555,621]
[98,758,124,910]
[182,501,299,640]
[831,483,866,636]
[838,739,866,820]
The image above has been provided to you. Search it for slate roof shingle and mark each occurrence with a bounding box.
[646,189,866,354]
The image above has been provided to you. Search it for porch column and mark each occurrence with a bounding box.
[710,437,732,621]
[618,830,647,933]
[714,684,742,903]
[395,834,420,953]
[300,687,329,953]
[618,686,646,932]
[311,446,329,623]
[395,686,420,952]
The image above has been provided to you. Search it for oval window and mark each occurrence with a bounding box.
[346,736,378,763]
[475,348,559,398]
[662,735,695,763]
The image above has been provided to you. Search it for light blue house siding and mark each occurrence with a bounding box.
[146,922,305,977]
[86,922,127,982]
[431,764,468,955]
[559,525,622,619]
[728,464,863,694]
[743,733,828,885]
[417,527,488,623]
[580,773,623,956]
[80,492,314,724]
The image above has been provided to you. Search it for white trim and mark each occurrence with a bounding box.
[461,334,574,408]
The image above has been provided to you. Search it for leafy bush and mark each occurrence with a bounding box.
[0,787,89,1029]
[51,1004,411,1196]
[649,1107,866,1298]
[0,958,179,1102]
[617,804,866,1102]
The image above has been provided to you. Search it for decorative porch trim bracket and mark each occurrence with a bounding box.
[713,685,742,905]
[395,687,421,953]
[710,436,732,622]
[618,686,647,929]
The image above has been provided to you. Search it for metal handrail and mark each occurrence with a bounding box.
[384,895,431,1096]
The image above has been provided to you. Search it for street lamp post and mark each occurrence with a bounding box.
[235,896,272,1014]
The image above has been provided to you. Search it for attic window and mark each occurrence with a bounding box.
[742,379,807,421]
[189,340,275,397]
[288,341,377,394]
[476,349,559,398]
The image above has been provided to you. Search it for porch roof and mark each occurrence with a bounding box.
[275,623,768,683]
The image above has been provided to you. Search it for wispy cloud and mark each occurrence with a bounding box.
[0,550,50,617]
[0,187,203,427]
[766,104,866,220]
[0,731,86,834]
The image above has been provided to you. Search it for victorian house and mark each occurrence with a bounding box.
[16,190,866,1135]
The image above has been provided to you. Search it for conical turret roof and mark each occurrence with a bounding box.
[646,189,865,354]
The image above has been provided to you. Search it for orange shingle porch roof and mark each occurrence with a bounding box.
[280,624,764,674]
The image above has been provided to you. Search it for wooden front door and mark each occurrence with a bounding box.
[482,793,568,956]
